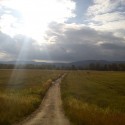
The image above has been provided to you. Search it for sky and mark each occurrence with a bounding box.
[0,0,125,62]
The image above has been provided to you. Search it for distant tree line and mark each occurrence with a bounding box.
[64,63,125,71]
[0,63,125,71]
[87,63,125,71]
[0,64,57,70]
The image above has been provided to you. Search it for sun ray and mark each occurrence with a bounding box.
[0,0,75,43]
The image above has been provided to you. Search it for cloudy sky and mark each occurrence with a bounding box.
[0,0,125,62]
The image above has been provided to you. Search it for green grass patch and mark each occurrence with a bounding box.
[61,71,125,125]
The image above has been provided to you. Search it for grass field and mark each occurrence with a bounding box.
[0,69,62,125]
[61,71,125,125]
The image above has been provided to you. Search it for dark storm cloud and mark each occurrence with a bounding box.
[101,43,125,50]
[0,21,125,62]
[44,22,125,61]
[0,31,74,62]
[0,32,42,61]
[47,22,125,45]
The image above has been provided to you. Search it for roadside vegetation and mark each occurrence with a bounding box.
[0,69,62,125]
[61,71,125,125]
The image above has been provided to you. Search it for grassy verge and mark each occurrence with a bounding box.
[0,69,62,125]
[61,71,125,125]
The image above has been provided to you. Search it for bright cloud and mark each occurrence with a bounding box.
[0,0,76,41]
[87,0,125,41]
[88,0,124,15]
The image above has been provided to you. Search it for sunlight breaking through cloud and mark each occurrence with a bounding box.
[0,0,76,42]
[0,0,125,62]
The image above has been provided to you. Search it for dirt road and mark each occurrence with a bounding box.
[16,76,70,125]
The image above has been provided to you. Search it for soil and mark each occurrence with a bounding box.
[15,76,70,125]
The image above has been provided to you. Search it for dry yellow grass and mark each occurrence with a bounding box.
[0,69,62,125]
[61,71,125,125]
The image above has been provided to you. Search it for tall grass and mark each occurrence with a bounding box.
[61,71,125,125]
[0,69,62,125]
